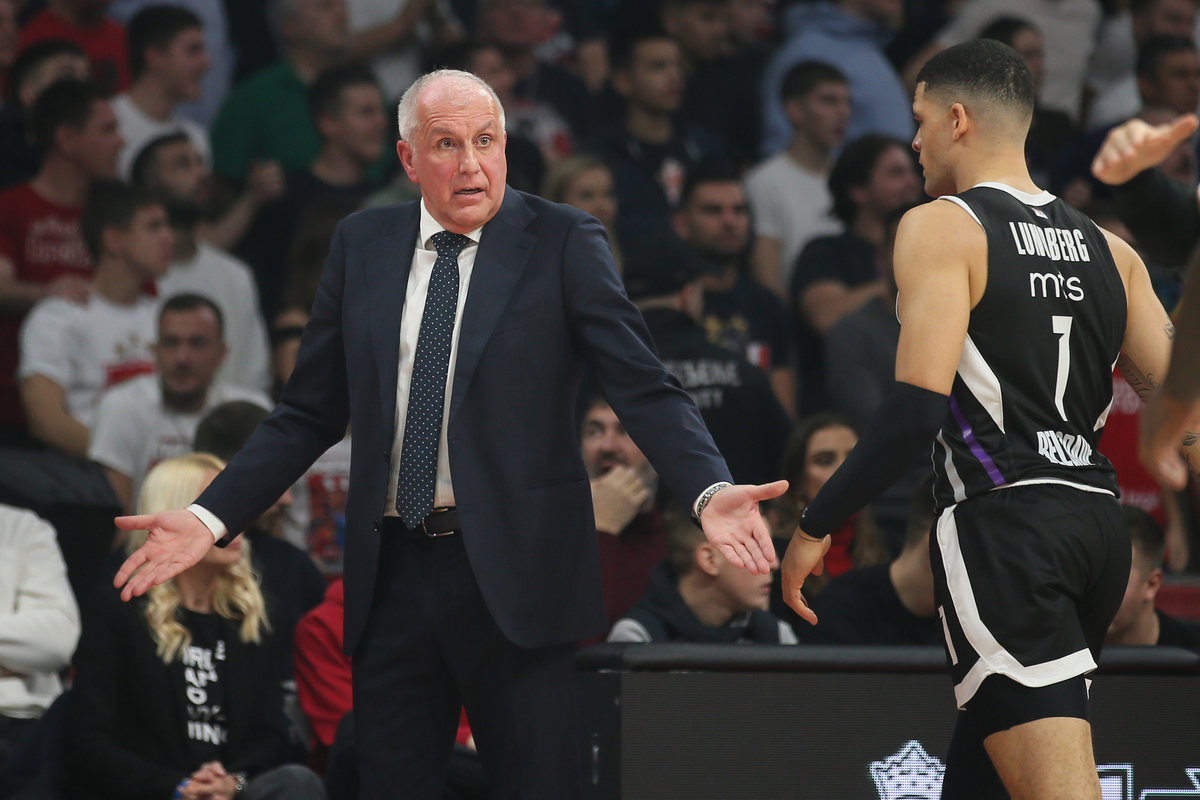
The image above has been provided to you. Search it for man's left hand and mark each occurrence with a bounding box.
[699,481,787,575]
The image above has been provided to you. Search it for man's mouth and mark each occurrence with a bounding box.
[455,188,484,196]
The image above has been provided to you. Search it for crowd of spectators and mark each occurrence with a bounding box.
[0,0,1199,795]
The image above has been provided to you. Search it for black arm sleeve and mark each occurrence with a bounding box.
[800,382,948,538]
[1113,168,1200,267]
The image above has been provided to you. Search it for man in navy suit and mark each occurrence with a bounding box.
[114,70,811,799]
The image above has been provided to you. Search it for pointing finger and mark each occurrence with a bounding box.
[746,480,788,502]
[115,514,155,530]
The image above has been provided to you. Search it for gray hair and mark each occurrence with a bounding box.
[396,69,506,143]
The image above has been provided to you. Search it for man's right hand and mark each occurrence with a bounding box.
[1092,114,1199,186]
[113,510,216,601]
[780,529,831,626]
[591,466,651,534]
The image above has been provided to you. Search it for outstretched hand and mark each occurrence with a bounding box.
[113,509,215,601]
[1140,392,1200,490]
[780,530,831,626]
[699,481,787,575]
[1091,113,1199,186]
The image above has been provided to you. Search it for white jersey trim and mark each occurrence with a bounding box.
[990,478,1116,497]
[937,433,968,503]
[957,334,1005,433]
[939,196,983,227]
[973,181,1056,206]
[936,505,1098,709]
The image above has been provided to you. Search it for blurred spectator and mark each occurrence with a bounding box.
[768,414,889,625]
[906,0,1100,123]
[745,60,847,299]
[580,391,665,629]
[346,0,462,102]
[674,163,795,416]
[663,0,762,166]
[760,0,911,156]
[108,0,235,127]
[626,231,792,486]
[477,0,592,140]
[588,27,723,248]
[0,0,23,184]
[434,39,568,175]
[224,0,277,83]
[1136,35,1200,118]
[18,182,170,457]
[1105,506,1200,650]
[88,294,273,512]
[1088,0,1195,131]
[237,64,382,321]
[267,308,352,571]
[0,79,117,443]
[608,505,798,643]
[211,0,359,182]
[806,478,940,644]
[825,204,929,551]
[17,0,129,93]
[0,39,89,188]
[541,154,621,269]
[977,18,1077,190]
[193,401,327,650]
[0,505,79,766]
[791,135,920,413]
[133,133,273,392]
[279,198,363,319]
[113,4,210,180]
[65,453,326,800]
[0,0,13,78]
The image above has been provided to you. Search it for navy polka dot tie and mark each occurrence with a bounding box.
[397,230,470,528]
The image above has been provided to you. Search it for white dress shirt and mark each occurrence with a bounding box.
[191,200,480,540]
[189,200,721,541]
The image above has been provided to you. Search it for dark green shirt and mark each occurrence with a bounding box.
[211,60,394,182]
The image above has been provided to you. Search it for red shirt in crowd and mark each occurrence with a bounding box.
[595,507,667,630]
[17,8,129,93]
[822,516,858,579]
[1098,366,1166,525]
[0,183,92,427]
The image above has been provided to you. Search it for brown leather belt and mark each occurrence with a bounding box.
[383,508,460,537]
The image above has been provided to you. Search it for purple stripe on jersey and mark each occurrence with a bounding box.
[949,395,1006,487]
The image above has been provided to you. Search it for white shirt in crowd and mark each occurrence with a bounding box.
[347,0,458,101]
[743,153,842,289]
[88,374,273,502]
[158,242,272,393]
[112,94,211,181]
[18,294,158,429]
[936,0,1101,122]
[283,434,352,570]
[0,505,80,719]
[608,615,800,644]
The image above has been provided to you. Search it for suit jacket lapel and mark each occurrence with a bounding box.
[449,189,537,425]
[364,202,420,447]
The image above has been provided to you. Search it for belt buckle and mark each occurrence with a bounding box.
[421,507,456,537]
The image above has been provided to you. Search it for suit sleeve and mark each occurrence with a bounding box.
[561,214,732,505]
[194,221,352,537]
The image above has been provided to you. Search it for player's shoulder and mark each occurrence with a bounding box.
[895,199,986,249]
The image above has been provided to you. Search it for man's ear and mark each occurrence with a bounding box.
[1146,567,1165,602]
[696,543,721,577]
[397,140,418,183]
[950,102,969,141]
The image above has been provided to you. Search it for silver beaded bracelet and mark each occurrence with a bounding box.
[694,482,733,520]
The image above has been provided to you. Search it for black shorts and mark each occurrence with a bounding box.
[930,482,1130,710]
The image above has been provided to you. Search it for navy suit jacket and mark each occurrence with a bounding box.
[195,188,731,653]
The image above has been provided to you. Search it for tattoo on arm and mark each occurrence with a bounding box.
[1116,354,1158,402]
[1166,321,1176,341]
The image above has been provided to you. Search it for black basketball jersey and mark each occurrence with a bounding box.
[930,183,1126,512]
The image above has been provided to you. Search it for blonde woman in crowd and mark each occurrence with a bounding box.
[542,155,624,272]
[65,454,324,800]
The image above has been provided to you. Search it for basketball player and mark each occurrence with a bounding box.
[780,40,1200,799]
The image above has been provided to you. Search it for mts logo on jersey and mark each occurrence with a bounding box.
[1037,430,1093,467]
[1010,221,1091,263]
[1029,271,1085,301]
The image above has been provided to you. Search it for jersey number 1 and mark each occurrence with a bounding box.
[1052,315,1072,422]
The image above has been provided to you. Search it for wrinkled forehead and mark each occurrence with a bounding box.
[414,79,501,131]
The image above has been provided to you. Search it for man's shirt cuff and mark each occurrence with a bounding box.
[187,504,227,542]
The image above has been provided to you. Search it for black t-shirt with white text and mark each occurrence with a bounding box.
[177,609,229,765]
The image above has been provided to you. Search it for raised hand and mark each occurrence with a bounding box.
[1140,391,1200,490]
[698,481,787,575]
[1091,114,1199,186]
[591,465,652,534]
[780,529,831,625]
[113,509,216,601]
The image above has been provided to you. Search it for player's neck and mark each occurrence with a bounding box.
[1109,606,1161,646]
[953,153,1041,196]
[786,131,830,173]
[92,259,145,306]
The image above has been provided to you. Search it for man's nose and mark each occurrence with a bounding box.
[458,146,481,174]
